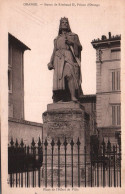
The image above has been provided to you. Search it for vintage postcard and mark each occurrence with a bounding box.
[0,0,125,193]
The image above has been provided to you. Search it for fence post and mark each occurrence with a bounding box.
[100,145,103,186]
[57,138,61,187]
[70,139,74,187]
[97,144,99,187]
[63,138,68,188]
[90,142,93,187]
[113,145,116,187]
[26,146,29,187]
[44,139,48,187]
[119,142,121,187]
[24,145,26,187]
[107,139,111,187]
[51,139,55,188]
[10,138,14,187]
[84,146,86,187]
[15,139,19,187]
[31,138,36,187]
[102,139,106,187]
[77,138,81,187]
[116,145,118,187]
[38,137,42,187]
[20,139,24,187]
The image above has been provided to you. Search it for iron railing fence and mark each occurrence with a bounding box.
[8,137,121,187]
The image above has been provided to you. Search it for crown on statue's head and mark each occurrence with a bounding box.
[60,17,68,22]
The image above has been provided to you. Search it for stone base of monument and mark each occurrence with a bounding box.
[42,101,90,187]
[43,101,86,142]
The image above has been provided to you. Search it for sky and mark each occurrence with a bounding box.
[6,0,121,123]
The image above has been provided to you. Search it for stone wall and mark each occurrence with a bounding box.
[8,118,43,145]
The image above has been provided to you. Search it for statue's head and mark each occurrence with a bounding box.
[58,17,71,35]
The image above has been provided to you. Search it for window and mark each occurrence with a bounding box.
[9,45,12,66]
[9,103,13,117]
[111,70,120,91]
[91,102,96,112]
[8,45,12,92]
[112,104,121,126]
[8,68,12,92]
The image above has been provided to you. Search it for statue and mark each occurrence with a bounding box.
[47,17,83,102]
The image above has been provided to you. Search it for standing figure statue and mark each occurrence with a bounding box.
[48,17,83,102]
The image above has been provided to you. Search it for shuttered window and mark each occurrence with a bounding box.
[112,70,120,91]
[112,104,121,126]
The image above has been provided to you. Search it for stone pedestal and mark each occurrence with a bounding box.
[43,102,85,143]
[42,102,89,187]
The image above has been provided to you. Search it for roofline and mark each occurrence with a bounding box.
[91,40,121,49]
[8,117,42,127]
[91,39,120,45]
[91,34,121,49]
[92,37,121,44]
[8,33,31,51]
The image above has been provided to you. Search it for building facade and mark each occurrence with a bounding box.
[80,95,96,136]
[8,34,30,119]
[91,33,121,144]
[8,34,43,145]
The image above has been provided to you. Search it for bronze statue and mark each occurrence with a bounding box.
[48,17,83,102]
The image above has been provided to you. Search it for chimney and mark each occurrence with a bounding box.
[101,35,106,40]
[109,32,111,39]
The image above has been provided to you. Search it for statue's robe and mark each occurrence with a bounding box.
[50,32,83,101]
